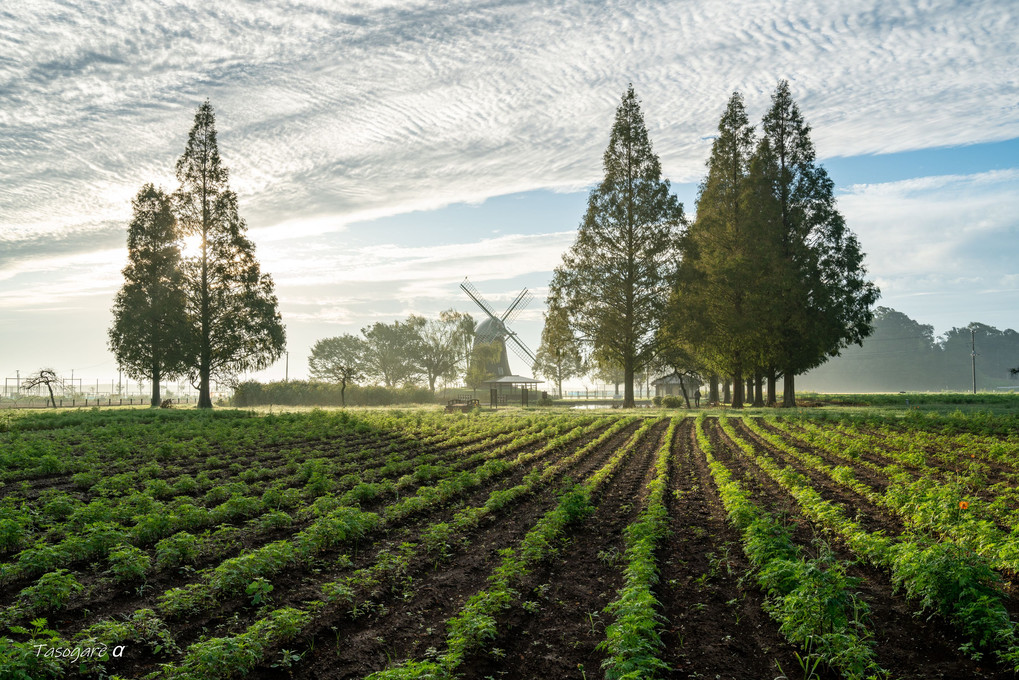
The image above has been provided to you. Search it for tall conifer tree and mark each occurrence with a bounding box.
[669,92,776,408]
[759,81,878,405]
[549,85,684,408]
[109,184,187,406]
[174,102,285,408]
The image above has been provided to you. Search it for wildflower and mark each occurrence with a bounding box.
[959,501,970,510]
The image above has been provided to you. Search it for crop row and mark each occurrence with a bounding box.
[696,415,882,679]
[360,417,662,679]
[597,416,679,679]
[152,415,631,679]
[716,415,1019,668]
[760,418,1019,572]
[1,414,620,679]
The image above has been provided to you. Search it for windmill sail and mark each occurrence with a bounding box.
[460,277,536,374]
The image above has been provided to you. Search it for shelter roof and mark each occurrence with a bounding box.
[481,375,543,385]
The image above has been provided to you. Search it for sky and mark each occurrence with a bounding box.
[2,0,1018,393]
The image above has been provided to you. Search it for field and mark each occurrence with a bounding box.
[3,407,1019,679]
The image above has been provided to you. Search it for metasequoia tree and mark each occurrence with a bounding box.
[759,81,877,405]
[109,184,187,407]
[534,304,584,398]
[308,335,364,406]
[549,85,684,408]
[669,92,775,408]
[174,102,285,408]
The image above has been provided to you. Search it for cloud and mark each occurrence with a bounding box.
[838,168,1019,332]
[3,0,1018,281]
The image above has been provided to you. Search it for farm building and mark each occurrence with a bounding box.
[653,371,701,398]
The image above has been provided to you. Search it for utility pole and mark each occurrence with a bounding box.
[16,369,19,394]
[971,328,977,394]
[285,352,289,382]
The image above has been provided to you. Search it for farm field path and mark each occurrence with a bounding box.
[658,418,804,679]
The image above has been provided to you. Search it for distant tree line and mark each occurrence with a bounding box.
[799,307,1019,392]
[308,311,479,405]
[232,380,435,408]
[548,82,878,407]
[109,102,284,408]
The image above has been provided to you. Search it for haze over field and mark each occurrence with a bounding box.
[2,0,1018,386]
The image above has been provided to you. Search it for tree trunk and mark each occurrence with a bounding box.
[623,359,635,408]
[782,372,796,407]
[732,369,744,409]
[753,372,764,407]
[679,375,691,409]
[766,370,777,406]
[709,374,719,405]
[341,378,347,407]
[198,191,213,409]
[198,364,212,409]
[723,378,730,404]
[151,362,161,407]
[46,383,56,408]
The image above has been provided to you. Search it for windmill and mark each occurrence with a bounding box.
[460,277,537,377]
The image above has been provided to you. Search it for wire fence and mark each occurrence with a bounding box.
[0,395,197,410]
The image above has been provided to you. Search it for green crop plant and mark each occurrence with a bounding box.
[20,569,84,612]
[108,544,151,582]
[0,618,65,680]
[155,532,201,568]
[719,415,1019,668]
[246,577,274,606]
[599,417,678,680]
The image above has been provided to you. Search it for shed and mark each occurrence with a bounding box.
[653,371,702,398]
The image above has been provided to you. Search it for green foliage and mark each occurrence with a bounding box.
[0,619,64,680]
[173,101,286,408]
[108,544,151,582]
[245,577,274,606]
[155,531,201,568]
[232,380,437,407]
[108,183,188,406]
[534,305,585,397]
[599,418,677,680]
[548,85,685,407]
[20,569,83,612]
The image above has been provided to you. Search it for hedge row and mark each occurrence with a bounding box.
[231,381,438,407]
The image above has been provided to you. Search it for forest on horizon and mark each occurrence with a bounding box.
[799,306,1019,393]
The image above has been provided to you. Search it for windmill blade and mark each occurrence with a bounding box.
[459,278,501,323]
[500,288,529,321]
[506,332,537,367]
[501,288,533,327]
